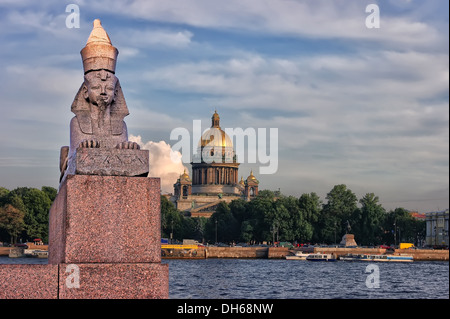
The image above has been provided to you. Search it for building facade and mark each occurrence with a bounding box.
[171,111,259,217]
[425,209,449,248]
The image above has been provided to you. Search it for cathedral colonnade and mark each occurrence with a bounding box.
[192,165,239,185]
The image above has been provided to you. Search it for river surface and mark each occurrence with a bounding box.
[1,257,448,299]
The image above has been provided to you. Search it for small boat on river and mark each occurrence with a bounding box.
[306,253,337,262]
[338,253,368,261]
[285,251,311,260]
[339,253,413,262]
[368,254,413,262]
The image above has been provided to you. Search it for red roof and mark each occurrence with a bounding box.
[410,212,426,220]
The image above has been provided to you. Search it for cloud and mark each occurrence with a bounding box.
[88,0,442,50]
[115,28,193,49]
[129,135,188,194]
[142,50,448,113]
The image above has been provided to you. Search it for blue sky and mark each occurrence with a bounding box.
[0,0,448,212]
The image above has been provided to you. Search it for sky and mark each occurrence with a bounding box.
[0,0,448,213]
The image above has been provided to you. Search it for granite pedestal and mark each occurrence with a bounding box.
[49,174,161,264]
[0,175,168,299]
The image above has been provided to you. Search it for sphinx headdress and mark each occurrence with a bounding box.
[71,19,129,135]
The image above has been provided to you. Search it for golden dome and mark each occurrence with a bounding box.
[246,170,259,184]
[179,169,191,182]
[198,127,233,149]
[198,110,233,149]
[193,110,237,163]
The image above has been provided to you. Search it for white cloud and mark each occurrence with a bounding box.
[129,135,188,194]
[141,50,448,115]
[115,28,193,49]
[88,0,442,50]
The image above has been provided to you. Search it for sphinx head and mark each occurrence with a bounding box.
[83,69,118,109]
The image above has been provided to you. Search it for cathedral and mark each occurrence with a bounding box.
[171,111,260,218]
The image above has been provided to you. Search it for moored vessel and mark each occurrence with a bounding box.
[285,251,311,260]
[306,253,337,262]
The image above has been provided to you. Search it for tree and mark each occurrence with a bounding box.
[0,187,9,204]
[229,198,248,225]
[240,220,254,243]
[320,184,358,243]
[256,190,276,200]
[357,193,386,246]
[298,193,322,242]
[0,204,25,244]
[275,195,313,243]
[382,207,425,246]
[161,196,185,242]
[269,198,291,241]
[245,196,274,243]
[190,217,208,242]
[323,184,358,220]
[205,202,239,243]
[9,187,52,242]
[41,186,57,202]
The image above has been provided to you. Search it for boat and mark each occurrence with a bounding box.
[338,253,369,261]
[24,249,48,258]
[367,254,413,262]
[306,253,337,262]
[285,251,311,260]
[338,253,413,262]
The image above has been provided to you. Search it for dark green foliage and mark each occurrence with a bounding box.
[0,186,57,243]
[0,183,426,247]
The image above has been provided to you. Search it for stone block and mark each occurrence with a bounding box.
[0,264,59,299]
[75,147,149,177]
[58,263,169,299]
[49,175,161,264]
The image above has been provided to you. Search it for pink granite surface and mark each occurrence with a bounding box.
[49,175,161,264]
[0,264,58,299]
[58,263,169,299]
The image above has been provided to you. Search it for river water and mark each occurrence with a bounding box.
[1,257,448,299]
[165,259,448,299]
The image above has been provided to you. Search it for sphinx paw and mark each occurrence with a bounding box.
[116,141,140,150]
[79,139,100,148]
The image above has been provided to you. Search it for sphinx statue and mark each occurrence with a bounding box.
[60,19,148,183]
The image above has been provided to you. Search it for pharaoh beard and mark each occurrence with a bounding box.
[96,97,109,111]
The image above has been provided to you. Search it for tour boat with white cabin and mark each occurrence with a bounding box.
[339,253,413,262]
[338,253,369,261]
[367,254,413,262]
[285,251,311,260]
